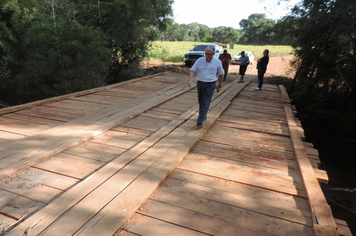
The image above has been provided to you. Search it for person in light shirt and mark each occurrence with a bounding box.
[188,46,224,129]
[238,51,250,83]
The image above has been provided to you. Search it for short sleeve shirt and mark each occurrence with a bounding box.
[191,57,224,82]
[239,56,250,66]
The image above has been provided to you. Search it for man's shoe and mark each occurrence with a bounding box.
[254,86,261,91]
[197,123,203,129]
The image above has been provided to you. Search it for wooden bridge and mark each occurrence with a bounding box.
[0,71,352,235]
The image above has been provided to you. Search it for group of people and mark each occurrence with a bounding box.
[188,46,269,129]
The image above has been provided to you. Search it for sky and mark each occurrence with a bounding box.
[172,0,301,29]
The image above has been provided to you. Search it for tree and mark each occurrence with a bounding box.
[239,13,276,44]
[271,16,298,45]
[0,0,174,105]
[73,0,173,83]
[290,0,356,136]
[0,0,110,104]
[211,26,239,44]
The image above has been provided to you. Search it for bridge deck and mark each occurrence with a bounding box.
[0,72,352,235]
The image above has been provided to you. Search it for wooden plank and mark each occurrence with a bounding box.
[170,168,310,213]
[0,177,62,204]
[229,103,286,116]
[140,112,176,121]
[335,219,353,236]
[18,167,79,191]
[0,71,171,116]
[110,126,153,137]
[69,96,125,105]
[40,104,87,116]
[0,139,11,146]
[218,116,291,136]
[149,185,313,236]
[0,214,17,234]
[280,85,337,232]
[222,108,287,123]
[76,141,127,156]
[89,130,144,150]
[16,107,82,121]
[0,116,52,136]
[3,113,65,127]
[33,153,103,180]
[134,199,277,236]
[279,85,291,104]
[232,97,284,109]
[160,176,310,225]
[313,224,338,236]
[122,213,209,236]
[203,125,295,153]
[150,107,183,115]
[116,230,138,236]
[43,99,111,115]
[0,130,27,141]
[178,153,306,197]
[191,140,300,172]
[63,146,121,163]
[0,189,45,220]
[120,116,170,132]
[314,168,329,184]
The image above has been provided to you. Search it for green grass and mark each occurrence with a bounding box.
[145,41,294,63]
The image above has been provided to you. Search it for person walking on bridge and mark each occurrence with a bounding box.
[188,46,224,129]
[218,49,232,82]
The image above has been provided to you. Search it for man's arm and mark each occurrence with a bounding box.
[216,74,223,92]
[188,70,194,87]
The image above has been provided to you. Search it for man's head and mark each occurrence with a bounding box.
[205,46,215,62]
[223,49,227,54]
[241,51,245,56]
[263,49,269,55]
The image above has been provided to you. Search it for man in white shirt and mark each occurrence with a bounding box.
[188,46,224,129]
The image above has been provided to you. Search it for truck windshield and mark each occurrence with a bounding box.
[193,45,211,51]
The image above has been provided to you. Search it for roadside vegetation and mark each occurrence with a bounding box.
[145,41,293,63]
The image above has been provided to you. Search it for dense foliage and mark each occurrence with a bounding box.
[290,0,356,138]
[158,20,240,44]
[0,0,173,105]
[157,13,297,45]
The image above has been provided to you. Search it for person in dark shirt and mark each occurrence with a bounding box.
[218,50,232,82]
[255,49,269,90]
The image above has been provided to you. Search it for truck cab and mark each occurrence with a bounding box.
[183,44,222,67]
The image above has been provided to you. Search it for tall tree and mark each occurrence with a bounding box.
[211,26,239,44]
[0,0,110,104]
[290,0,356,135]
[239,13,275,44]
[0,0,173,105]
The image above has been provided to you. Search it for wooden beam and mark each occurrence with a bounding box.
[279,85,337,235]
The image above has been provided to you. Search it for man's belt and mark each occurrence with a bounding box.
[197,81,216,85]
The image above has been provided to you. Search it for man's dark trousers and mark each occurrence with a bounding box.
[258,69,266,89]
[197,81,215,125]
[223,65,229,81]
